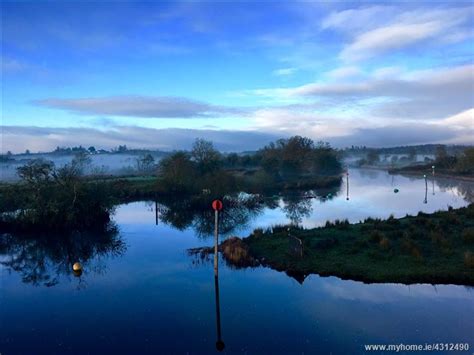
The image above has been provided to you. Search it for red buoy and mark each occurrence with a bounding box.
[212,200,223,211]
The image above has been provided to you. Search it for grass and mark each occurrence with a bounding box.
[227,204,474,285]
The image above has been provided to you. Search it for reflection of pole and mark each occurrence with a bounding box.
[213,209,225,352]
[423,175,428,204]
[155,200,158,225]
[346,172,350,201]
[432,179,435,196]
[214,271,224,351]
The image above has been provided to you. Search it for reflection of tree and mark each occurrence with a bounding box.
[435,179,474,203]
[0,227,126,288]
[281,194,313,225]
[155,185,342,236]
[155,194,265,238]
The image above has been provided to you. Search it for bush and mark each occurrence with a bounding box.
[369,230,385,243]
[462,228,474,244]
[379,237,391,250]
[464,251,474,268]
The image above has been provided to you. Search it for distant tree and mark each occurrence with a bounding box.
[6,151,12,156]
[72,151,92,174]
[88,146,97,154]
[17,159,55,186]
[116,145,128,153]
[191,139,222,174]
[260,136,341,178]
[225,153,239,167]
[136,153,155,173]
[25,149,31,155]
[435,145,448,162]
[407,147,417,161]
[366,150,380,165]
[455,147,474,174]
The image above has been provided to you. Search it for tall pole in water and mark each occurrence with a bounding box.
[155,200,158,225]
[214,208,219,273]
[346,171,350,201]
[423,175,428,204]
[212,200,225,352]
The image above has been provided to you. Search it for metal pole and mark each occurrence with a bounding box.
[215,271,223,350]
[346,172,349,201]
[214,210,219,274]
[424,175,428,204]
[213,208,225,351]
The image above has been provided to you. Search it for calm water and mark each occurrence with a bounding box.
[1,169,473,354]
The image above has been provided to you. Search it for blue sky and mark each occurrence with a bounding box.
[1,0,473,152]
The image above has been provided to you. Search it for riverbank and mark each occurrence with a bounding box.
[201,204,474,285]
[388,164,474,182]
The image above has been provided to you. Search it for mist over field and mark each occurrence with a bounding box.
[0,152,164,182]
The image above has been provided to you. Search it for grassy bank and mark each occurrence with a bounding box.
[212,205,474,285]
[388,164,474,182]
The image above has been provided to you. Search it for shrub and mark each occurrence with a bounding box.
[462,228,474,244]
[464,251,474,268]
[368,230,385,243]
[379,237,391,250]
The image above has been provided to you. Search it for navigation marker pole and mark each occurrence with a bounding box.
[423,175,428,204]
[346,171,350,201]
[212,199,225,352]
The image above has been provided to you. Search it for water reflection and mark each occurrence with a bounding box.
[0,228,126,288]
[151,189,339,237]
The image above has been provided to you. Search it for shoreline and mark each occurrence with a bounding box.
[196,205,474,286]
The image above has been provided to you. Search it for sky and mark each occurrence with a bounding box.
[1,0,473,153]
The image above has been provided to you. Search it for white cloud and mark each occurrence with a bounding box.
[272,67,297,76]
[0,126,281,153]
[372,66,404,79]
[325,66,362,80]
[249,64,474,120]
[34,96,245,118]
[341,22,445,61]
[322,6,472,61]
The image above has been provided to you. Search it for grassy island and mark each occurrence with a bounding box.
[196,204,474,285]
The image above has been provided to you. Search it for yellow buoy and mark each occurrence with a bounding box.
[72,262,83,276]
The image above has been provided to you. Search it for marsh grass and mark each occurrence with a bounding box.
[235,204,474,285]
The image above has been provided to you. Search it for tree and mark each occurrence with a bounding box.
[71,151,92,174]
[366,150,380,165]
[136,153,155,173]
[407,147,417,161]
[435,145,448,162]
[225,153,239,167]
[17,159,55,186]
[191,139,222,174]
[88,146,97,154]
[259,136,341,178]
[158,151,197,193]
[455,147,474,174]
